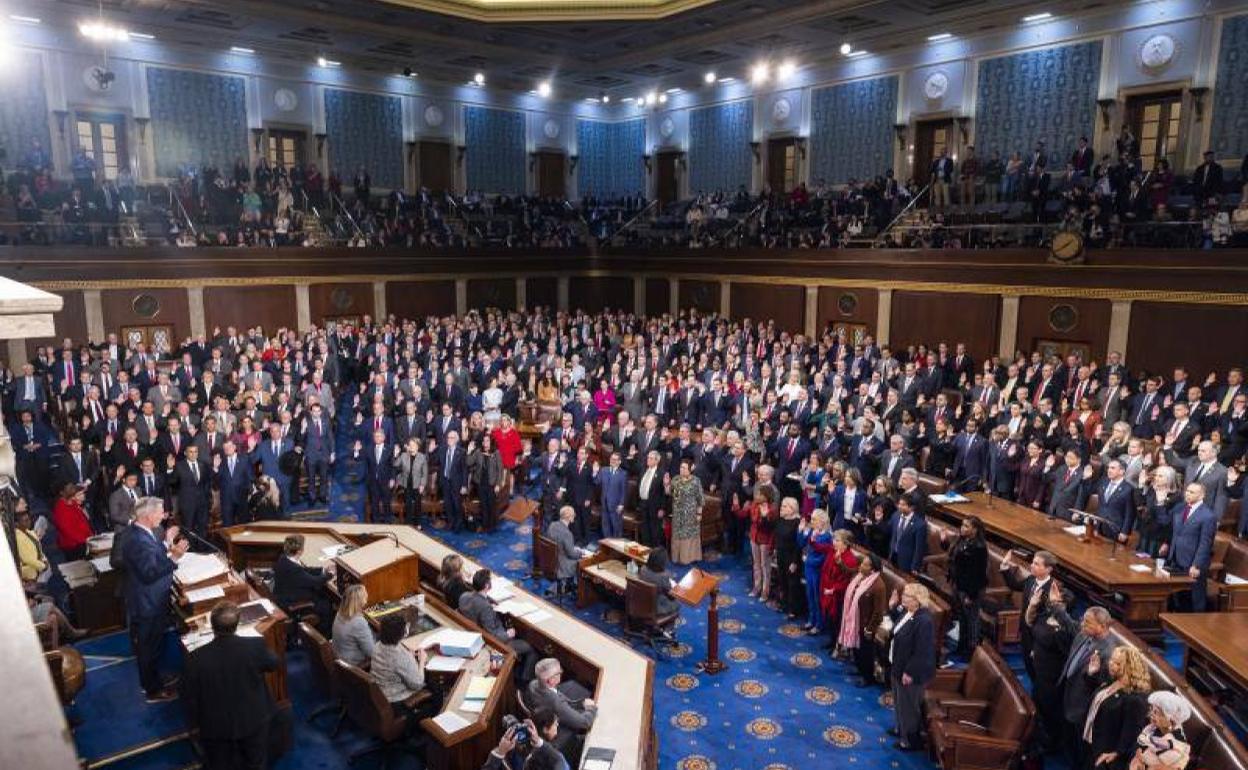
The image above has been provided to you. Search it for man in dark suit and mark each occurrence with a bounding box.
[393,399,427,448]
[1192,150,1224,201]
[273,534,334,635]
[1084,459,1137,542]
[636,450,667,547]
[1058,606,1117,765]
[999,549,1058,681]
[950,419,988,486]
[431,402,463,447]
[300,403,334,505]
[437,430,468,532]
[565,446,596,545]
[1162,483,1218,612]
[458,569,537,682]
[880,435,915,486]
[167,445,213,545]
[136,456,170,507]
[122,496,189,702]
[888,493,926,573]
[216,441,254,527]
[10,363,47,413]
[256,425,294,515]
[1129,377,1163,439]
[362,429,395,523]
[1184,441,1229,518]
[593,451,629,540]
[181,602,278,770]
[1045,449,1088,521]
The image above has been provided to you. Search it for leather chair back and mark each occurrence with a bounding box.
[300,621,341,698]
[625,575,659,629]
[961,645,1003,701]
[335,659,407,743]
[536,535,560,582]
[985,674,1033,741]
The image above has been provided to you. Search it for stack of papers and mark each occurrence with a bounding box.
[58,560,97,588]
[426,655,466,673]
[461,675,494,713]
[486,584,515,603]
[86,533,114,554]
[175,553,229,585]
[1063,525,1087,537]
[431,711,471,734]
[931,493,969,503]
[321,544,351,559]
[494,600,537,617]
[185,585,226,604]
[89,556,114,574]
[420,629,484,658]
[1226,574,1247,585]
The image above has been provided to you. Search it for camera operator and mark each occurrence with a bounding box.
[483,708,568,770]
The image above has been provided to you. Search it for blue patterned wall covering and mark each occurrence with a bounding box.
[809,76,899,184]
[324,88,403,189]
[688,100,753,194]
[464,106,526,194]
[146,67,248,178]
[1210,14,1248,159]
[576,118,644,199]
[0,53,51,170]
[974,41,1102,160]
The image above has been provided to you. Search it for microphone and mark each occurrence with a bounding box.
[180,526,224,555]
[368,531,401,548]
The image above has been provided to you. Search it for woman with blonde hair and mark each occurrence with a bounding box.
[820,529,859,651]
[1082,646,1152,770]
[332,584,374,667]
[1137,465,1179,557]
[889,582,936,752]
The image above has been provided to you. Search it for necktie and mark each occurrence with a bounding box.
[1194,464,1207,481]
[1105,482,1117,499]
[229,457,236,475]
[191,462,199,483]
[1181,505,1192,525]
[145,475,154,495]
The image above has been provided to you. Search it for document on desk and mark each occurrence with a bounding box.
[930,493,969,503]
[464,675,495,701]
[184,585,226,603]
[494,599,537,617]
[1063,525,1087,537]
[321,544,351,559]
[459,698,486,713]
[583,746,616,770]
[524,609,553,624]
[486,584,515,602]
[1227,574,1248,585]
[175,553,228,585]
[89,556,114,574]
[425,655,466,672]
[431,711,472,734]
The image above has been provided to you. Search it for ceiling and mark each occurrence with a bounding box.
[33,0,1099,98]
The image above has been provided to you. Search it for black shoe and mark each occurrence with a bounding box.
[145,688,178,704]
[886,727,900,737]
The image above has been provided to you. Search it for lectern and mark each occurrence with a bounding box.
[673,568,724,674]
[334,537,421,603]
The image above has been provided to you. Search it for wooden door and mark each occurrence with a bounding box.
[1126,91,1183,170]
[267,129,306,168]
[914,119,953,192]
[73,113,128,181]
[417,141,453,193]
[766,137,797,193]
[536,151,566,198]
[656,151,680,206]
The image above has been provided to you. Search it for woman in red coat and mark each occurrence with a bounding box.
[52,483,93,561]
[490,414,524,497]
[819,528,859,654]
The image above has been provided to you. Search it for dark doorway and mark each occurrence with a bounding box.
[656,151,681,206]
[913,119,953,197]
[536,151,566,198]
[766,137,797,193]
[1125,90,1183,170]
[417,140,453,194]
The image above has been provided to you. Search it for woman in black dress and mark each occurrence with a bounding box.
[1014,440,1050,510]
[1081,646,1151,770]
[773,495,806,621]
[941,516,989,655]
[924,418,957,479]
[862,494,896,559]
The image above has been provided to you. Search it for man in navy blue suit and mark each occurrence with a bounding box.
[122,496,189,702]
[256,424,294,516]
[363,429,395,523]
[215,441,253,527]
[438,430,469,532]
[888,493,927,573]
[593,451,629,540]
[1162,483,1218,612]
[951,417,989,486]
[845,419,883,483]
[301,403,334,504]
[1086,459,1138,543]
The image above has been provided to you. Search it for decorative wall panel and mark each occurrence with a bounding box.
[147,67,248,178]
[324,89,403,189]
[576,118,645,199]
[1210,14,1248,158]
[688,100,753,194]
[464,106,526,194]
[810,76,899,184]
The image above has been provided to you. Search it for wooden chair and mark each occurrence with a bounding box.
[334,660,422,766]
[299,622,346,735]
[37,621,85,706]
[534,534,571,606]
[623,575,679,657]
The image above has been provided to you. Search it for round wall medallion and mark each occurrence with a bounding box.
[83,65,117,93]
[273,88,298,112]
[543,118,561,140]
[772,97,792,124]
[923,71,949,100]
[837,292,858,317]
[1048,303,1079,333]
[659,116,676,138]
[1139,33,1178,72]
[424,104,445,127]
[330,287,355,312]
[132,293,160,318]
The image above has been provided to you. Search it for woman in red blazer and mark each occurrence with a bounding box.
[52,483,94,561]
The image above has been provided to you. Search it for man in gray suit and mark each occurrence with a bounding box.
[393,438,428,528]
[1098,373,1128,426]
[525,657,596,756]
[108,470,141,531]
[547,506,585,593]
[1056,606,1117,761]
[458,569,537,681]
[1184,441,1228,517]
[619,372,648,424]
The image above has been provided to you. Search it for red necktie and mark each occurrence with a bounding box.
[1181,505,1192,525]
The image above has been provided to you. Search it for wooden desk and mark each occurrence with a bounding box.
[334,538,421,604]
[931,493,1190,640]
[1163,613,1248,697]
[180,596,290,707]
[219,526,354,570]
[233,521,656,770]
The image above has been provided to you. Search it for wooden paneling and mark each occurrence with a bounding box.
[817,287,879,334]
[678,279,720,314]
[568,277,634,314]
[1016,296,1111,362]
[890,291,1001,360]
[467,278,516,311]
[645,278,670,317]
[100,287,190,344]
[204,286,297,334]
[730,282,804,331]
[386,280,456,320]
[1127,302,1248,377]
[526,278,558,311]
[23,290,88,362]
[308,282,374,323]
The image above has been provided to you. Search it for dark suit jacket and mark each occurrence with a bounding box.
[1085,688,1148,764]
[889,513,927,573]
[951,432,989,483]
[458,590,509,639]
[438,445,468,490]
[217,454,254,506]
[181,633,277,739]
[168,458,213,511]
[121,523,177,619]
[272,554,330,609]
[891,608,936,685]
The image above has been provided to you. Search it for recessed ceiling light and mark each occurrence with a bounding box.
[537,80,552,98]
[1022,12,1053,22]
[927,32,953,42]
[601,93,610,103]
[231,46,255,54]
[10,15,41,24]
[317,56,340,68]
[704,71,716,84]
[751,62,770,84]
[128,32,155,40]
[473,72,485,85]
[645,91,658,106]
[658,93,667,103]
[846,50,869,58]
[839,42,852,55]
[79,22,130,41]
[777,59,797,80]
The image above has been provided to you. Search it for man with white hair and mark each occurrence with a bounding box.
[121,496,189,702]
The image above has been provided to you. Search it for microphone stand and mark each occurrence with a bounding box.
[368,531,401,549]
[181,526,224,556]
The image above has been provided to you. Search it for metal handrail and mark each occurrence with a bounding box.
[713,199,766,246]
[609,198,659,245]
[872,183,930,246]
[329,191,365,239]
[445,194,484,241]
[167,184,198,237]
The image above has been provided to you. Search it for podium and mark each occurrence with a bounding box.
[672,568,725,675]
[334,538,421,604]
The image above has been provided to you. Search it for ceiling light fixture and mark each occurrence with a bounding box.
[601,92,610,103]
[231,46,255,54]
[317,56,340,68]
[846,49,869,58]
[128,32,155,40]
[79,21,129,42]
[537,80,552,98]
[751,62,770,84]
[1022,12,1053,23]
[926,32,953,42]
[645,91,658,106]
[777,59,797,80]
[839,42,852,55]
[658,93,667,104]
[704,71,716,84]
[473,72,485,86]
[9,15,41,24]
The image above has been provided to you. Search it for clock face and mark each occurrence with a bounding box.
[423,104,444,128]
[543,118,560,140]
[83,65,115,93]
[923,71,949,100]
[772,97,792,123]
[273,88,298,112]
[1139,34,1177,71]
[659,116,675,138]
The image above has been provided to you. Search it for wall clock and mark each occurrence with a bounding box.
[1139,33,1178,72]
[273,88,298,112]
[543,119,561,140]
[423,104,445,127]
[772,97,792,124]
[659,116,675,138]
[923,71,949,100]
[83,65,116,93]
